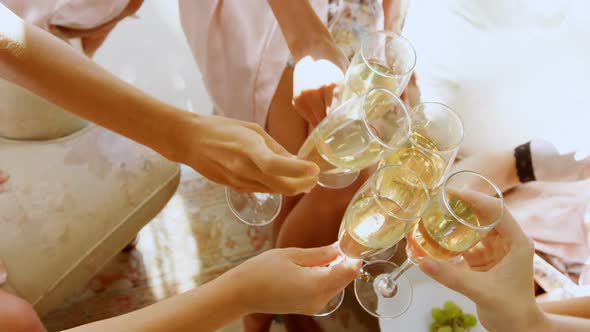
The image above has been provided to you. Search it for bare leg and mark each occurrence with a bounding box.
[276,171,370,332]
[244,65,373,331]
[243,67,308,332]
[276,171,369,248]
[265,68,309,242]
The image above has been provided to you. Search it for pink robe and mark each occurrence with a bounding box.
[506,162,590,285]
[178,0,328,126]
[1,0,130,38]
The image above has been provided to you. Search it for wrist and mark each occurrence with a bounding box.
[509,302,548,332]
[160,109,203,164]
[500,150,521,190]
[289,28,333,61]
[480,300,547,332]
[514,141,536,183]
[214,270,256,316]
[268,0,332,61]
[525,309,552,332]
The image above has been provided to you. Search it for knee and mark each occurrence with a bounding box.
[0,291,45,332]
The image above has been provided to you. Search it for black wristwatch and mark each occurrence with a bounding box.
[514,141,536,183]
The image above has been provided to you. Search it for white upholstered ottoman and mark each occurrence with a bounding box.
[0,124,179,316]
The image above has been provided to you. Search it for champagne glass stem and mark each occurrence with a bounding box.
[374,258,415,298]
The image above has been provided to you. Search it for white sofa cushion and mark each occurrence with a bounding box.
[0,125,179,315]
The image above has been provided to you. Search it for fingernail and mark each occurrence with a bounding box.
[343,257,362,269]
[308,166,320,176]
[331,242,340,250]
[0,271,7,285]
[421,258,440,275]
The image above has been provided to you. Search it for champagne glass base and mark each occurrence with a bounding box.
[363,243,398,263]
[317,170,360,189]
[354,261,412,319]
[225,188,281,226]
[312,290,345,317]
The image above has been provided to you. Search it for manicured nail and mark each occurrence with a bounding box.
[421,258,440,275]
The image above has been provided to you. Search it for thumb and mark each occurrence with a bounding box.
[288,244,341,267]
[321,257,362,295]
[419,258,481,301]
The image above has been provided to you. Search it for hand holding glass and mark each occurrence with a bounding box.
[316,165,431,315]
[226,88,412,226]
[355,171,505,318]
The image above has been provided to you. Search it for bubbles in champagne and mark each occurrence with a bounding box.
[407,195,481,260]
[343,59,400,100]
[297,134,339,174]
[382,132,446,190]
[339,196,409,259]
[316,119,383,170]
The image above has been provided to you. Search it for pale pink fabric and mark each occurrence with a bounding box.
[1,0,129,35]
[505,146,590,285]
[178,0,328,126]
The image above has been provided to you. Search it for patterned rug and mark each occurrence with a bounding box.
[41,171,379,332]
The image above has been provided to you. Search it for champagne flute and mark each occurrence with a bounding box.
[342,31,416,101]
[328,0,385,60]
[380,102,464,191]
[330,31,416,188]
[363,243,399,263]
[317,164,431,315]
[226,88,412,226]
[355,171,505,318]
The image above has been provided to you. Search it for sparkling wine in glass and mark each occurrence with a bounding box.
[355,171,505,318]
[342,31,416,101]
[380,102,464,191]
[318,165,430,315]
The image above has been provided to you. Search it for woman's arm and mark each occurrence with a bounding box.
[65,246,360,332]
[65,276,247,332]
[0,4,178,157]
[0,4,318,195]
[268,0,348,125]
[451,150,521,193]
[267,0,342,64]
[537,313,590,332]
[452,140,590,195]
[383,0,403,33]
[540,297,590,319]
